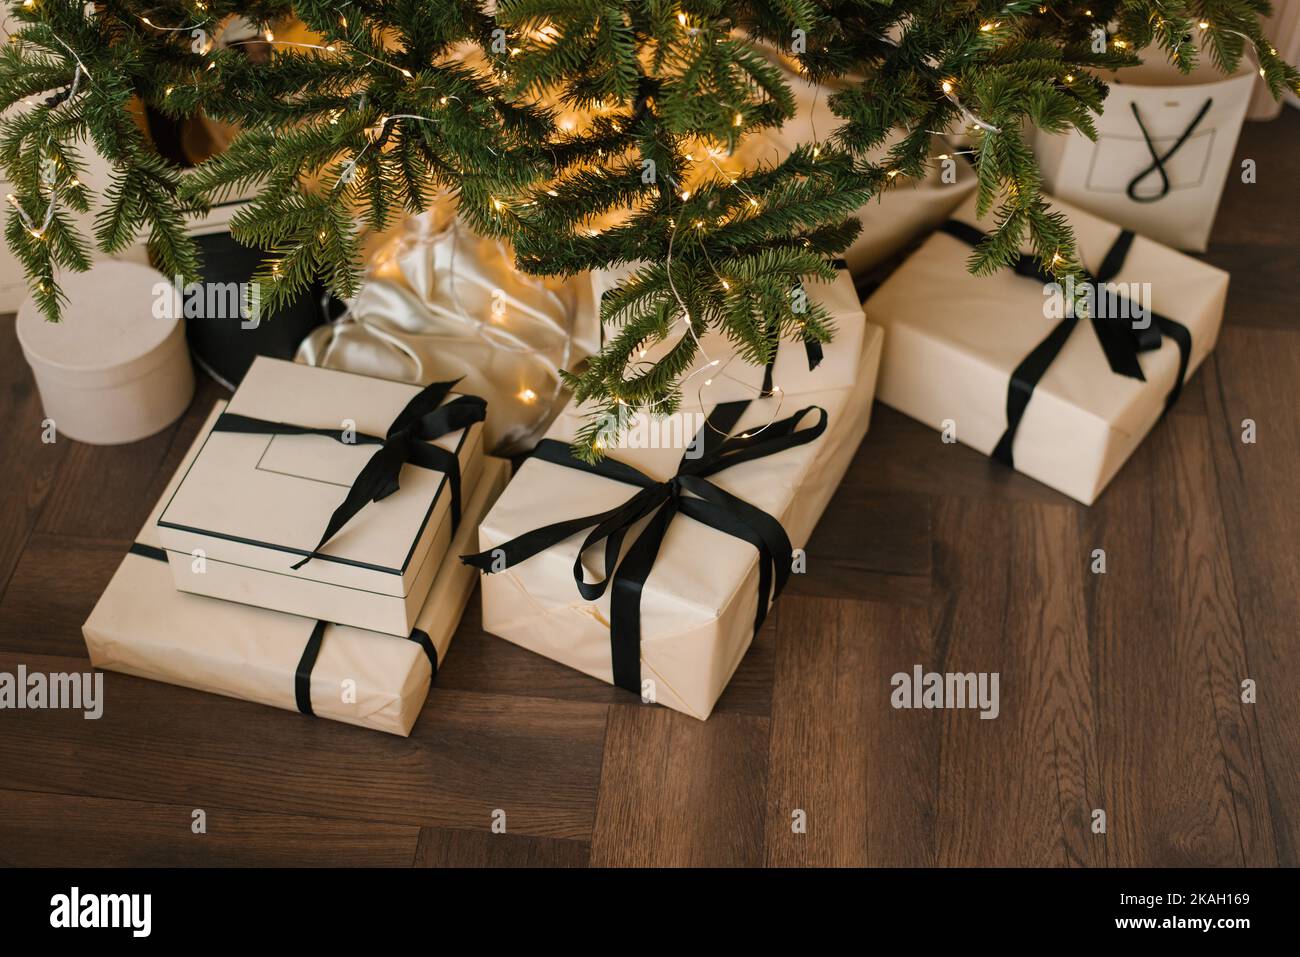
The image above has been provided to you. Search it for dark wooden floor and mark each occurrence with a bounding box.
[2,114,1297,869]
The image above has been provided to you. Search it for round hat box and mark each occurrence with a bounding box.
[16,261,195,444]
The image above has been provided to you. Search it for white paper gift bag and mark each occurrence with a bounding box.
[85,402,513,736]
[157,357,486,635]
[1034,58,1255,251]
[865,194,1227,505]
[467,325,884,719]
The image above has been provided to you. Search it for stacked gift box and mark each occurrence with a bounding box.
[83,186,1229,728]
[85,357,505,735]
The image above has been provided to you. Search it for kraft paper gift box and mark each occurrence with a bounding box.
[864,194,1227,505]
[157,356,485,636]
[85,402,512,736]
[468,322,884,720]
[591,264,866,405]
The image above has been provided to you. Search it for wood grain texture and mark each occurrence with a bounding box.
[414,827,588,867]
[0,114,1295,868]
[589,705,769,867]
[764,596,937,866]
[1082,410,1266,867]
[1203,324,1300,865]
[929,497,1099,867]
[0,789,419,867]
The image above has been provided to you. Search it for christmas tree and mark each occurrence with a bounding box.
[2,1,1294,455]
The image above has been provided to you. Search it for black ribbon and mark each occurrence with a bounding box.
[759,260,845,396]
[1126,98,1214,203]
[126,542,438,717]
[461,400,827,694]
[939,220,1192,469]
[212,380,486,570]
[292,623,439,717]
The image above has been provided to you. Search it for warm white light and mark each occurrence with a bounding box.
[518,388,537,403]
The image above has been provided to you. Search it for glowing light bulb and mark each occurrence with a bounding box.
[733,112,743,127]
[941,80,954,94]
[677,12,687,26]
[518,388,537,403]
[1198,20,1210,29]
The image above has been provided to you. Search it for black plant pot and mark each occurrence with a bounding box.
[141,103,335,389]
[185,230,333,389]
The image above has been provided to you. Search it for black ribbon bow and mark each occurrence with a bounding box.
[938,220,1192,469]
[1126,98,1214,204]
[462,400,827,695]
[127,543,438,717]
[212,379,486,570]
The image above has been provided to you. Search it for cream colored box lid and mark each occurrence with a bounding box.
[16,261,184,389]
[158,356,481,596]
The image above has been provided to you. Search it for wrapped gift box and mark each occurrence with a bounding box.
[86,402,511,736]
[469,321,884,719]
[157,357,485,635]
[592,264,865,405]
[864,194,1227,505]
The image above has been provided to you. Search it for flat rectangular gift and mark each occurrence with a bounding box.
[468,323,883,719]
[86,402,511,736]
[157,356,485,635]
[865,193,1227,505]
[591,263,866,404]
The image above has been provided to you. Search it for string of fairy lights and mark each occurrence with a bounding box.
[9,4,1293,433]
